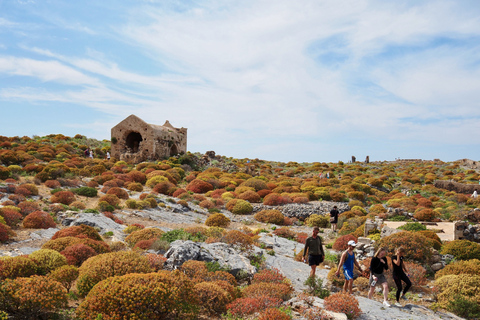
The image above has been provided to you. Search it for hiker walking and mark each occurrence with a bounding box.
[330,205,339,232]
[392,247,411,307]
[302,227,325,279]
[368,247,390,307]
[472,189,478,199]
[335,240,363,294]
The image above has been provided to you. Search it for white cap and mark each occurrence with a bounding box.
[348,240,357,247]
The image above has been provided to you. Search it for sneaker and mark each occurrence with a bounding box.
[383,301,391,307]
[401,294,408,300]
[394,302,402,307]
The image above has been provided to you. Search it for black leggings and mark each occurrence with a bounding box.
[393,272,412,301]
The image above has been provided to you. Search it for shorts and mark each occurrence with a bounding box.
[308,254,324,266]
[343,268,354,281]
[369,273,387,286]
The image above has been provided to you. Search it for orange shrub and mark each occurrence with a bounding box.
[23,211,56,229]
[52,224,102,241]
[146,253,167,271]
[50,190,76,205]
[153,181,176,195]
[195,281,231,315]
[416,230,442,250]
[404,261,427,286]
[181,260,209,281]
[98,194,121,207]
[76,271,198,320]
[332,235,358,251]
[378,231,433,263]
[205,213,230,228]
[0,223,15,242]
[223,230,253,251]
[76,251,153,296]
[324,292,361,320]
[273,227,296,240]
[127,170,147,184]
[254,209,285,225]
[238,190,261,203]
[0,275,67,318]
[242,282,293,301]
[0,256,38,279]
[173,188,187,197]
[414,208,437,222]
[199,199,215,209]
[17,201,41,216]
[47,265,79,292]
[42,236,110,255]
[252,268,289,286]
[125,228,164,247]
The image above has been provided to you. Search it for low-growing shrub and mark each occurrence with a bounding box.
[324,292,361,320]
[226,199,253,215]
[71,186,98,197]
[0,275,67,319]
[98,194,121,207]
[258,308,292,320]
[48,265,79,291]
[29,249,67,274]
[242,282,293,301]
[305,214,329,228]
[125,228,164,247]
[205,213,230,228]
[42,236,110,255]
[0,223,15,243]
[397,222,426,232]
[70,200,86,210]
[263,193,292,206]
[254,209,285,225]
[414,208,437,222]
[0,208,22,227]
[61,243,97,266]
[76,251,153,296]
[76,271,198,320]
[273,227,297,240]
[435,274,480,308]
[17,201,40,216]
[0,256,38,279]
[441,240,480,260]
[146,253,167,271]
[226,296,282,318]
[378,231,433,264]
[52,224,102,241]
[50,190,76,205]
[252,268,289,285]
[435,259,480,279]
[186,179,214,194]
[223,230,253,251]
[194,281,231,315]
[23,210,56,229]
[332,235,357,251]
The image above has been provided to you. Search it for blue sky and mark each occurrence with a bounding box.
[1,0,480,163]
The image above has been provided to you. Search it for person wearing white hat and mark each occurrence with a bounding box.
[335,240,363,294]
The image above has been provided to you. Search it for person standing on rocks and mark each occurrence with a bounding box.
[368,247,390,307]
[335,240,363,294]
[392,247,411,307]
[302,226,325,279]
[472,189,478,199]
[330,206,339,232]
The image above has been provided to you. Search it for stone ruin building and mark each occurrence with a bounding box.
[111,115,187,163]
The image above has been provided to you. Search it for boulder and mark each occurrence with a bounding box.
[431,262,444,271]
[381,225,402,238]
[62,212,126,239]
[257,233,304,258]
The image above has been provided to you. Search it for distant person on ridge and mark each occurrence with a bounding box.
[392,247,411,307]
[302,227,325,279]
[335,240,363,294]
[330,205,339,232]
[368,247,390,307]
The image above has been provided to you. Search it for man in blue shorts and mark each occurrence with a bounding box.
[335,240,364,294]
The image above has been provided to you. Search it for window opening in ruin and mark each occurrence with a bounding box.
[170,144,178,156]
[126,131,143,153]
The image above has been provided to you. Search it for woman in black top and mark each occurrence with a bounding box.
[368,247,390,307]
[392,247,411,306]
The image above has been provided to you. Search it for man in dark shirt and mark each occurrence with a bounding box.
[330,206,339,232]
[302,227,325,278]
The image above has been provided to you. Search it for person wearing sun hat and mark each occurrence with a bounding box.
[335,240,364,294]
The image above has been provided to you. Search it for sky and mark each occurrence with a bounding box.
[1,0,480,163]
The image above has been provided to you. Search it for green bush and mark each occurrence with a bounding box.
[397,222,426,232]
[76,271,198,320]
[161,228,207,243]
[305,214,329,228]
[71,187,98,197]
[441,240,480,260]
[29,249,67,275]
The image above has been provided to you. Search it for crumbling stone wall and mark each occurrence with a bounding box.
[111,115,187,163]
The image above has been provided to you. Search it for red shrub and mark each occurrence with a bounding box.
[0,223,15,242]
[61,243,97,266]
[153,181,176,195]
[273,227,296,240]
[293,196,309,204]
[134,239,156,250]
[226,296,282,317]
[324,292,361,320]
[172,188,187,198]
[414,208,437,222]
[0,208,22,227]
[127,170,147,184]
[242,282,293,301]
[50,191,76,205]
[23,211,56,229]
[332,234,358,251]
[258,308,291,320]
[45,180,61,189]
[263,193,292,206]
[98,194,121,207]
[252,268,289,285]
[145,253,167,271]
[106,187,129,200]
[17,201,40,216]
[52,225,102,241]
[238,190,261,203]
[14,186,32,196]
[258,189,272,198]
[186,179,214,194]
[296,232,308,244]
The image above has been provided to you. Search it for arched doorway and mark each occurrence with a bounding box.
[126,132,142,153]
[169,144,178,156]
